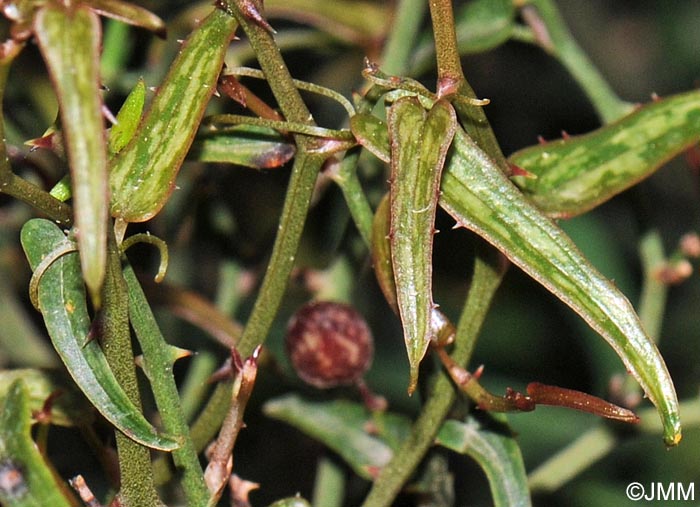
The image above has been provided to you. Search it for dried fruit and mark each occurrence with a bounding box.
[285,301,373,389]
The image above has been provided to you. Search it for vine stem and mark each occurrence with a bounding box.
[123,264,210,505]
[227,0,328,358]
[186,0,329,459]
[428,0,510,173]
[380,0,426,76]
[101,234,161,507]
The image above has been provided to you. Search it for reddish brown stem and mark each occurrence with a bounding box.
[527,382,640,423]
[436,346,639,423]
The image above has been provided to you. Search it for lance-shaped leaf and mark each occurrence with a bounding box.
[436,417,531,507]
[264,394,412,480]
[350,113,390,163]
[21,218,178,451]
[440,128,681,446]
[35,3,108,306]
[510,89,700,218]
[388,98,456,393]
[0,380,73,507]
[109,8,238,223]
[109,77,146,155]
[189,125,295,168]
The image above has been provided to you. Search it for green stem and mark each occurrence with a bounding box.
[637,230,668,343]
[0,172,73,226]
[189,382,234,453]
[361,244,506,507]
[312,457,345,507]
[380,0,426,76]
[427,0,462,83]
[101,20,133,88]
[523,0,632,123]
[428,0,509,172]
[328,148,373,247]
[227,0,327,358]
[527,425,615,493]
[123,265,209,505]
[102,234,160,507]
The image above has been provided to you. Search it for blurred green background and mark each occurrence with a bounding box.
[2,1,700,506]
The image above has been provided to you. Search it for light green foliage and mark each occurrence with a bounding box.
[21,219,177,451]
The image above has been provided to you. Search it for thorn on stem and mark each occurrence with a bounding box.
[237,0,275,33]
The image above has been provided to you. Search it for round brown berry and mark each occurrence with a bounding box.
[285,301,373,389]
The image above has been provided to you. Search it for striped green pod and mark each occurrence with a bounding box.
[510,90,700,218]
[388,98,456,393]
[441,128,681,446]
[34,3,108,306]
[109,8,238,222]
[21,218,178,451]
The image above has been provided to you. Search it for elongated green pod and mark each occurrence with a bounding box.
[0,380,73,507]
[354,111,681,444]
[34,3,108,307]
[510,90,700,218]
[440,129,681,446]
[21,218,178,451]
[372,194,457,347]
[388,98,456,392]
[110,8,238,222]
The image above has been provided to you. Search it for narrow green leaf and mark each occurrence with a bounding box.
[0,380,73,507]
[263,394,411,480]
[510,89,700,218]
[110,8,238,222]
[35,3,108,306]
[388,98,456,392]
[440,129,681,446]
[437,418,531,507]
[20,218,178,451]
[123,264,209,502]
[109,77,146,155]
[189,125,295,168]
[0,369,92,427]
